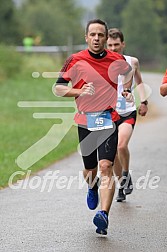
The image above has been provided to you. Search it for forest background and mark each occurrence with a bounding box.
[1,0,167,66]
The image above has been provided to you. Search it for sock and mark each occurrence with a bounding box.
[91,177,99,191]
[101,210,108,216]
[122,170,129,177]
[120,171,129,188]
[122,171,132,188]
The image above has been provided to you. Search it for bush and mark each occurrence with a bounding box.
[21,53,60,77]
[0,44,23,81]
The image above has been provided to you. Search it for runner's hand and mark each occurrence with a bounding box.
[122,91,134,105]
[138,103,148,116]
[80,82,95,96]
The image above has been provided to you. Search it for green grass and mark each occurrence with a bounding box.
[0,52,79,188]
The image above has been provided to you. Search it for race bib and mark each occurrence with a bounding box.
[116,97,126,111]
[86,111,113,131]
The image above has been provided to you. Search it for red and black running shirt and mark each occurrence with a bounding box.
[56,49,132,125]
[162,69,167,84]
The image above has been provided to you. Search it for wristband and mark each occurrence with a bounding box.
[141,100,148,105]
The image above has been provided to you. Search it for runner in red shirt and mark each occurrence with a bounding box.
[160,69,167,97]
[53,19,132,235]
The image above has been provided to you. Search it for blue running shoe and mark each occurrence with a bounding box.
[93,210,108,235]
[87,187,99,210]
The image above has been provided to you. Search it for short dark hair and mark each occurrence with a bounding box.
[108,28,124,42]
[85,19,108,37]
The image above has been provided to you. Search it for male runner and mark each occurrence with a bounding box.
[107,28,148,202]
[160,69,167,96]
[53,19,132,234]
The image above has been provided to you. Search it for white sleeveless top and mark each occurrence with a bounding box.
[116,55,136,115]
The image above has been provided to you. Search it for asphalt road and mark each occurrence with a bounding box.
[0,72,167,252]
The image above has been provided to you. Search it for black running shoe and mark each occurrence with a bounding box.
[116,189,126,202]
[124,175,133,195]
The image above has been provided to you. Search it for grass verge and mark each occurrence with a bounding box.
[0,52,79,188]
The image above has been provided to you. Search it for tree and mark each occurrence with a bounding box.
[151,0,167,55]
[0,0,21,44]
[121,0,161,63]
[96,0,129,28]
[18,0,85,46]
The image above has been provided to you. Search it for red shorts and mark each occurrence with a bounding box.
[117,110,137,129]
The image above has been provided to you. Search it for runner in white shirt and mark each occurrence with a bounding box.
[107,28,148,201]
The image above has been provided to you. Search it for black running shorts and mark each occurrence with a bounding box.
[78,123,118,169]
